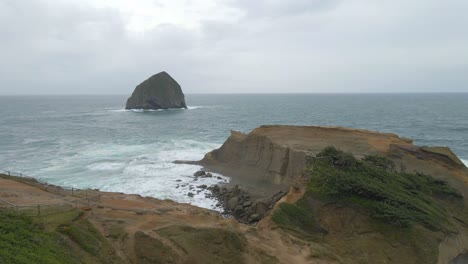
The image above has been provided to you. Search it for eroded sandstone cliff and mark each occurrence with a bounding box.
[200,125,468,196]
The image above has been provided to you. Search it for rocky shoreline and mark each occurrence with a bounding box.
[209,184,286,224]
[191,169,286,223]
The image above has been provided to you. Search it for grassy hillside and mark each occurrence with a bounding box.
[0,209,123,264]
[273,146,462,230]
[0,211,80,264]
[272,146,464,263]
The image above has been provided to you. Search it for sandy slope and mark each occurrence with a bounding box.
[0,176,319,264]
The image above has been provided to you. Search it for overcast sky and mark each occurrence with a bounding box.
[0,0,467,95]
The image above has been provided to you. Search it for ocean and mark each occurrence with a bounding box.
[1,94,467,210]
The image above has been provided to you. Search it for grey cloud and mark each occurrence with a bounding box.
[0,0,467,95]
[226,0,342,18]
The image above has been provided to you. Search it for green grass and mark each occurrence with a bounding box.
[271,202,326,239]
[58,220,103,256]
[157,225,247,264]
[272,146,463,234]
[0,209,123,264]
[58,219,123,263]
[307,146,462,230]
[0,212,79,264]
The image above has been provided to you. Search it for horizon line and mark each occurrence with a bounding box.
[1,91,467,96]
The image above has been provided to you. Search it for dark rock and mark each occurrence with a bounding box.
[250,214,261,221]
[187,192,194,197]
[206,173,213,177]
[197,185,208,189]
[253,202,268,216]
[217,176,223,180]
[231,185,241,196]
[233,206,244,217]
[210,185,220,194]
[293,183,301,191]
[176,179,182,182]
[207,183,287,225]
[125,71,187,110]
[227,197,239,210]
[194,170,206,177]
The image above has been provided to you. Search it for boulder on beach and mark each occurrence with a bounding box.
[125,71,187,110]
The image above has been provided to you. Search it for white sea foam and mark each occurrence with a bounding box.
[23,138,46,145]
[109,106,205,112]
[87,162,126,171]
[462,159,468,167]
[187,106,205,110]
[37,139,226,211]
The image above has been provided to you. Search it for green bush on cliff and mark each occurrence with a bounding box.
[272,202,326,237]
[307,146,462,229]
[272,146,462,234]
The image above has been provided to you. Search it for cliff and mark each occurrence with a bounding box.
[200,125,468,196]
[196,125,468,263]
[125,71,187,110]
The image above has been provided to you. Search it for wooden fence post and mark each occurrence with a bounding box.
[37,205,41,216]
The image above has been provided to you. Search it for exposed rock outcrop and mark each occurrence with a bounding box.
[208,184,286,224]
[125,71,187,110]
[199,125,468,196]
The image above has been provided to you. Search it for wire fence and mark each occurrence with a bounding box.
[0,168,101,216]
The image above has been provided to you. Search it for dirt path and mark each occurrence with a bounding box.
[0,178,66,205]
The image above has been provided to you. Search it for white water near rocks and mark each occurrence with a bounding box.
[463,159,468,167]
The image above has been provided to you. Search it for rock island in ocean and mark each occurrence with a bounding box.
[125,71,187,110]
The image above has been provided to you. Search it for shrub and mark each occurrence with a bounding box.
[307,146,462,230]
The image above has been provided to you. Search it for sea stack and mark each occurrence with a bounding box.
[125,71,187,110]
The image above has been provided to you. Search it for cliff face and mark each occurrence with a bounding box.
[201,125,468,195]
[125,71,187,110]
[199,125,468,263]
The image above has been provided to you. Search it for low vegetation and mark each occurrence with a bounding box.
[271,202,326,240]
[273,146,463,233]
[0,211,79,264]
[310,146,462,229]
[157,225,247,264]
[0,209,123,264]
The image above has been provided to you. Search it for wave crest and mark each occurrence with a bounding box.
[109,106,205,112]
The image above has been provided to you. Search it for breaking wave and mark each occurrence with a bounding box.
[109,106,206,112]
[33,139,226,211]
[462,159,468,167]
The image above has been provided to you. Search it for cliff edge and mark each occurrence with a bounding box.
[200,125,468,196]
[191,125,468,263]
[125,71,187,110]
